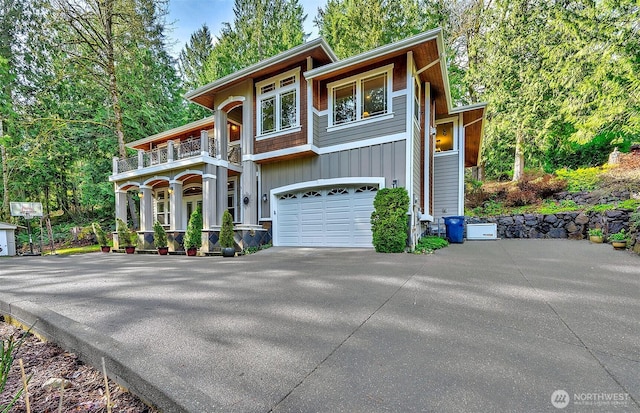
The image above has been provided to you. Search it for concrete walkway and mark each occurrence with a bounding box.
[0,240,638,412]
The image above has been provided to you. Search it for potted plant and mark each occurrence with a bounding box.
[219,210,236,257]
[609,229,628,250]
[588,228,604,243]
[92,222,111,253]
[116,218,137,254]
[183,206,202,256]
[153,221,169,255]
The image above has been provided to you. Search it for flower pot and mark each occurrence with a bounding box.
[589,235,603,244]
[125,246,136,254]
[221,247,235,257]
[186,247,198,256]
[101,246,111,253]
[157,246,169,255]
[611,241,626,250]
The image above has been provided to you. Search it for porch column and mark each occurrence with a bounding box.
[215,110,228,161]
[139,185,153,231]
[167,141,174,162]
[137,150,144,169]
[202,164,217,228]
[169,181,183,230]
[115,189,127,224]
[216,165,227,225]
[200,130,209,156]
[241,87,258,225]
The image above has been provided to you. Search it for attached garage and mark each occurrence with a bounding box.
[274,184,378,247]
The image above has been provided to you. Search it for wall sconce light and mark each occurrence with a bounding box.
[231,124,239,132]
[167,187,174,195]
[392,179,398,188]
[262,193,268,202]
[138,192,144,199]
[243,196,250,205]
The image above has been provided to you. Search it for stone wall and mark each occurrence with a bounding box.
[467,208,640,252]
[553,190,631,206]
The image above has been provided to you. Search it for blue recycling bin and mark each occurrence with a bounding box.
[443,216,465,243]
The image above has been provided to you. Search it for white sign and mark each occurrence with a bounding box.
[10,202,44,218]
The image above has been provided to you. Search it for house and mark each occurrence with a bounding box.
[108,28,485,252]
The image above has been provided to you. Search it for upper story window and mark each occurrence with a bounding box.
[435,119,458,153]
[328,64,393,128]
[256,68,300,137]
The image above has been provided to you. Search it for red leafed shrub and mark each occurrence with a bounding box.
[518,172,567,199]
[505,188,538,207]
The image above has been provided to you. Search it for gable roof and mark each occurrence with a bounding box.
[184,38,337,109]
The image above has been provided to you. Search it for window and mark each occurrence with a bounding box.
[256,68,300,137]
[328,65,393,127]
[435,121,456,153]
[155,190,170,225]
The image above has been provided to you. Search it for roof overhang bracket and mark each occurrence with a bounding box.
[416,58,440,76]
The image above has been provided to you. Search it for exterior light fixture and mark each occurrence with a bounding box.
[392,179,398,188]
[262,193,268,202]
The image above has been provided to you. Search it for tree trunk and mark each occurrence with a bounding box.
[512,131,525,182]
[1,119,9,221]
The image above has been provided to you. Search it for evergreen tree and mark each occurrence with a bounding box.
[179,24,214,90]
[205,0,307,81]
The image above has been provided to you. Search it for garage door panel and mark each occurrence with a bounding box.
[277,184,376,247]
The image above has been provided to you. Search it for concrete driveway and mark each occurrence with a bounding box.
[0,240,638,412]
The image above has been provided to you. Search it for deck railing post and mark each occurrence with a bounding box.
[137,150,144,169]
[113,157,119,174]
[167,141,174,162]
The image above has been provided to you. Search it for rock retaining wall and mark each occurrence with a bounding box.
[467,208,640,253]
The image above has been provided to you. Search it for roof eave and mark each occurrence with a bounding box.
[304,27,442,80]
[184,38,337,102]
[126,115,216,148]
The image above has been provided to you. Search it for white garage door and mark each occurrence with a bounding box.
[276,185,378,247]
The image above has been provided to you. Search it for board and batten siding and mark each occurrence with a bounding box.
[260,140,406,220]
[433,154,460,221]
[316,96,406,148]
[412,122,421,204]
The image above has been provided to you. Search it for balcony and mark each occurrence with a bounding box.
[113,137,240,175]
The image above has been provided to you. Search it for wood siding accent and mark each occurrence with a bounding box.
[254,62,308,154]
[316,96,406,147]
[260,140,406,219]
[433,154,459,221]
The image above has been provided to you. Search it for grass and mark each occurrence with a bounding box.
[44,245,102,255]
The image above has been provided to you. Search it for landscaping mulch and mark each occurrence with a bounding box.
[0,319,157,412]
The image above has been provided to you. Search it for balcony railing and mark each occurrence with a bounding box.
[113,137,241,174]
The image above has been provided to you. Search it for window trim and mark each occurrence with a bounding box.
[434,117,459,155]
[255,67,301,138]
[327,64,394,129]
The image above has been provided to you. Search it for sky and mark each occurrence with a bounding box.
[166,0,324,57]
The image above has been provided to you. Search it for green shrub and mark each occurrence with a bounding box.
[555,167,602,192]
[414,236,449,254]
[92,222,108,246]
[609,229,628,242]
[588,228,603,237]
[219,210,235,249]
[153,221,167,248]
[370,187,409,253]
[116,218,136,247]
[183,206,203,250]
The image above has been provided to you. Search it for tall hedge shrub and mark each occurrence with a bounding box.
[370,187,409,253]
[183,206,203,249]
